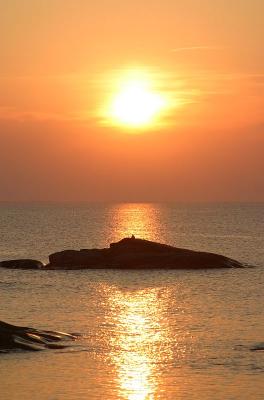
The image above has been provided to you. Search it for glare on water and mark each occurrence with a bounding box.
[108,203,162,242]
[106,289,170,400]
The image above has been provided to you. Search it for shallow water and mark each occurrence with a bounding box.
[0,203,264,399]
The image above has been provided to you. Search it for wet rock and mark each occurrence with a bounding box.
[250,343,264,351]
[0,259,43,269]
[0,320,77,352]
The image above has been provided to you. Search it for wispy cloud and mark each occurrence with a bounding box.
[0,106,97,124]
[172,46,225,53]
[0,107,70,122]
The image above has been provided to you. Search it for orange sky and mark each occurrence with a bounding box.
[0,0,263,202]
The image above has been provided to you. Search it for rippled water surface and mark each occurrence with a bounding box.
[0,203,263,399]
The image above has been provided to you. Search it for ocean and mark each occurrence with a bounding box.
[0,202,263,399]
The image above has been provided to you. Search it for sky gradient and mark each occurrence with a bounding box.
[1,0,263,201]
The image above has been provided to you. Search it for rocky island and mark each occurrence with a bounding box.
[0,236,243,270]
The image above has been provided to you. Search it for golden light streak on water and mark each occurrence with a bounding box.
[104,288,175,400]
[109,203,163,243]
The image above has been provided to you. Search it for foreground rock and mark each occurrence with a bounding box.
[0,259,43,269]
[46,236,243,270]
[250,343,264,351]
[0,320,77,352]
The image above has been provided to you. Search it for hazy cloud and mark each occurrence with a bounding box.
[172,46,225,52]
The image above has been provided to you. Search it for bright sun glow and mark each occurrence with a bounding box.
[111,81,165,127]
[106,71,168,129]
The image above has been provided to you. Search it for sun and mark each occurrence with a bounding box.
[105,70,168,129]
[111,81,165,128]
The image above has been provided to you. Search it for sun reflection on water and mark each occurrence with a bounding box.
[108,203,164,243]
[105,288,174,400]
[97,203,189,398]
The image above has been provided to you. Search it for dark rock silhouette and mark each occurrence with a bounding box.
[250,343,264,351]
[0,237,243,270]
[0,320,77,352]
[0,259,43,269]
[46,237,243,270]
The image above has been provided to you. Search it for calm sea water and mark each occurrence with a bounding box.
[0,203,263,399]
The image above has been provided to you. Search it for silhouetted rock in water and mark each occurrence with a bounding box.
[0,259,43,269]
[250,343,264,351]
[0,320,77,352]
[46,237,243,270]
